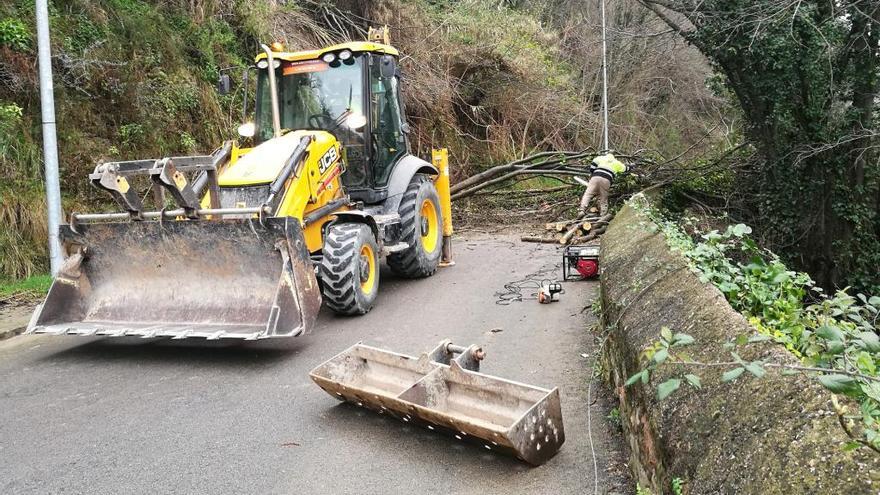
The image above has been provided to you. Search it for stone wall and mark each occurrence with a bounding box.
[600,201,877,494]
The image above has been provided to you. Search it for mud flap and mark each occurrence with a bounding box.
[28,217,321,340]
[310,340,565,465]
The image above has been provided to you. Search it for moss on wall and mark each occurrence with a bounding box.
[600,201,878,493]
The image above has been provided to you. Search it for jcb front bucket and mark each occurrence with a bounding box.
[28,217,321,340]
[310,340,565,465]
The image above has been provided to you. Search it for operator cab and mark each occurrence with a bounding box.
[254,42,408,204]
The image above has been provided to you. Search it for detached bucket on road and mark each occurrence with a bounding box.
[310,340,565,465]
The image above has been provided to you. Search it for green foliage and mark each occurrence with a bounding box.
[657,378,681,400]
[0,101,22,125]
[0,17,30,51]
[671,477,684,495]
[629,200,880,453]
[0,274,52,299]
[634,479,683,495]
[0,101,41,182]
[147,71,200,115]
[653,0,880,292]
[105,0,151,14]
[62,14,107,52]
[118,123,144,145]
[591,297,603,316]
[168,10,249,84]
[179,132,197,153]
[606,407,621,430]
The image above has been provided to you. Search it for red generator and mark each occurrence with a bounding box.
[563,245,600,280]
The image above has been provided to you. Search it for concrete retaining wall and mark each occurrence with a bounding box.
[600,200,877,494]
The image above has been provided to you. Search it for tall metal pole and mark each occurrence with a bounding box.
[600,0,610,152]
[35,0,64,274]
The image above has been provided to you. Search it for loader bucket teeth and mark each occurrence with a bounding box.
[27,217,321,340]
[310,341,565,465]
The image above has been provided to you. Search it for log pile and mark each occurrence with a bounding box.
[521,210,613,245]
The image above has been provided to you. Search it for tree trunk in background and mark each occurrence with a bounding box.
[641,0,880,291]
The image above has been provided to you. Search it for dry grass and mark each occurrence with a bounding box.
[0,186,48,278]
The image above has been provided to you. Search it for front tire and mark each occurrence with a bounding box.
[320,223,380,315]
[388,174,443,278]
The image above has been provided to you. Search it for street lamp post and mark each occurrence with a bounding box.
[35,0,64,274]
[600,0,610,152]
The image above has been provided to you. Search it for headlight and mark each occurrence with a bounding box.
[256,60,268,69]
[338,50,352,61]
[272,59,281,69]
[237,122,256,138]
[321,52,336,63]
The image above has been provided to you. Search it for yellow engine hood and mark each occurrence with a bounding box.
[220,130,336,186]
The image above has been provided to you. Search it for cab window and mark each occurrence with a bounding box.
[255,55,369,186]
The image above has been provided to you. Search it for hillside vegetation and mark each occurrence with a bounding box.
[0,0,726,279]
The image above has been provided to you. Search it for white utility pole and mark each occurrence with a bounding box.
[600,0,610,152]
[35,0,64,274]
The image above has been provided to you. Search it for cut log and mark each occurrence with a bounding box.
[521,236,560,244]
[545,221,571,232]
[571,225,608,244]
[559,222,582,244]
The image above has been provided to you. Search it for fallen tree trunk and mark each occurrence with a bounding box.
[479,185,575,197]
[450,150,655,201]
[450,150,591,194]
[450,159,591,200]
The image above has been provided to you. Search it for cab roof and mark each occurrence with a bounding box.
[255,41,399,62]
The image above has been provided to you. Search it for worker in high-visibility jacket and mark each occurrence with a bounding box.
[579,153,627,216]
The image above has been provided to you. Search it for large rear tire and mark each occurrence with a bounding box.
[387,174,443,278]
[320,223,380,315]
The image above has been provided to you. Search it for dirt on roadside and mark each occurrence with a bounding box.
[0,301,35,340]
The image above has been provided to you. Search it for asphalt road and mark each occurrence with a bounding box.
[0,232,629,495]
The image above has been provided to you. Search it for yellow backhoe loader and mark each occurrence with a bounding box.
[27,29,455,340]
[27,30,568,464]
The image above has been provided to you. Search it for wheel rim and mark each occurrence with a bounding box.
[419,199,439,254]
[359,244,376,294]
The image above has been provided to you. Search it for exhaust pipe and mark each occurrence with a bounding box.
[260,43,282,138]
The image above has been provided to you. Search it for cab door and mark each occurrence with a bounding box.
[368,54,408,188]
